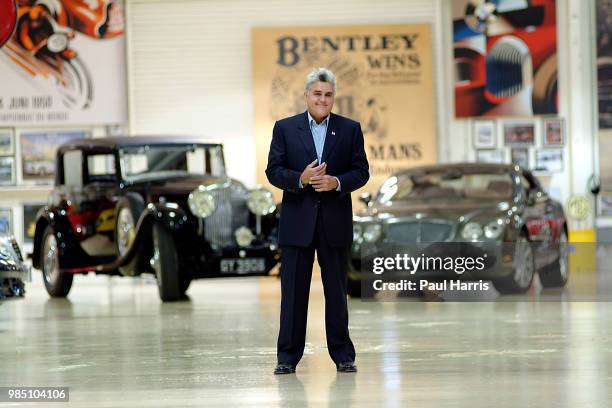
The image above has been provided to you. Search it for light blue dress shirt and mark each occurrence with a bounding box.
[298,112,341,191]
[308,111,328,163]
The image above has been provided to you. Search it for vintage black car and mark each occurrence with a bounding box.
[31,137,280,301]
[0,236,29,300]
[349,163,569,297]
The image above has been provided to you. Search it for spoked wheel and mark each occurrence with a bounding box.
[114,196,144,275]
[493,234,535,294]
[41,226,73,297]
[116,204,136,255]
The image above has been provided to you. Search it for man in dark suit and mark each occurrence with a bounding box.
[266,67,369,374]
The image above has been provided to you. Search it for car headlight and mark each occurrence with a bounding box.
[484,219,504,239]
[461,222,482,240]
[247,187,276,216]
[363,224,382,243]
[235,226,254,247]
[353,224,363,242]
[188,186,216,218]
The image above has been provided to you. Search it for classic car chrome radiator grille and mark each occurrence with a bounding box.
[385,221,453,243]
[204,184,249,247]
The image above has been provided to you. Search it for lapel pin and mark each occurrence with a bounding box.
[331,131,336,136]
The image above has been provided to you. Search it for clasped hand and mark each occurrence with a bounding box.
[300,160,338,192]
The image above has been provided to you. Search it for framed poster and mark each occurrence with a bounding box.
[252,23,437,199]
[23,203,45,243]
[476,149,504,164]
[453,0,557,118]
[0,129,14,155]
[511,148,530,169]
[0,208,12,235]
[0,156,15,185]
[473,120,496,148]
[504,122,535,146]
[535,149,564,172]
[597,0,612,128]
[544,118,565,146]
[20,130,88,184]
[0,0,127,126]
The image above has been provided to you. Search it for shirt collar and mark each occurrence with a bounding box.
[307,111,329,127]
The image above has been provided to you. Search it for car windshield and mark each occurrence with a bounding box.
[376,169,514,204]
[119,144,225,181]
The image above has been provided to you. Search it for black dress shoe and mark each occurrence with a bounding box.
[336,362,357,372]
[274,363,296,375]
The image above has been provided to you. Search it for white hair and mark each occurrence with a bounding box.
[304,67,336,94]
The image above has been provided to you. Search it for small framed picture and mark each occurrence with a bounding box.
[544,118,565,146]
[23,203,45,243]
[0,156,15,185]
[105,124,128,137]
[535,149,564,172]
[511,148,530,169]
[0,208,12,235]
[0,128,14,155]
[600,194,612,217]
[20,130,88,185]
[473,120,496,148]
[476,149,505,164]
[504,122,535,146]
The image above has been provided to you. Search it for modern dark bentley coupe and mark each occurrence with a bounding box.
[349,163,569,297]
[31,137,280,301]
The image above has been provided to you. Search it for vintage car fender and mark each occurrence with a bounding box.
[74,202,192,275]
[32,203,191,274]
[32,206,93,270]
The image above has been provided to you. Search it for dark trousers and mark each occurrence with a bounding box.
[277,208,356,366]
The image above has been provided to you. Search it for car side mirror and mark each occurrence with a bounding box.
[359,192,372,206]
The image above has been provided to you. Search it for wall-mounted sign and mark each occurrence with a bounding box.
[566,195,591,221]
[453,0,558,117]
[0,0,127,125]
[253,23,437,196]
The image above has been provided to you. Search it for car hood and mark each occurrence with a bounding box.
[356,199,515,223]
[124,175,240,196]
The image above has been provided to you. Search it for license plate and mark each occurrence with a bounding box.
[220,258,266,274]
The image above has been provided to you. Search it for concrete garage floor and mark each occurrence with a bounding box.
[2,267,612,407]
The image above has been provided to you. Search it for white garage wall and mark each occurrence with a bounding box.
[126,0,598,230]
[125,0,442,186]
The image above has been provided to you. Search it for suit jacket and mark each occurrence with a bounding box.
[265,111,369,247]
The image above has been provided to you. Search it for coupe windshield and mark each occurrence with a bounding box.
[376,170,514,204]
[119,144,225,181]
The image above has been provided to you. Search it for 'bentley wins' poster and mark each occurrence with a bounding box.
[252,23,437,198]
[0,0,127,125]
